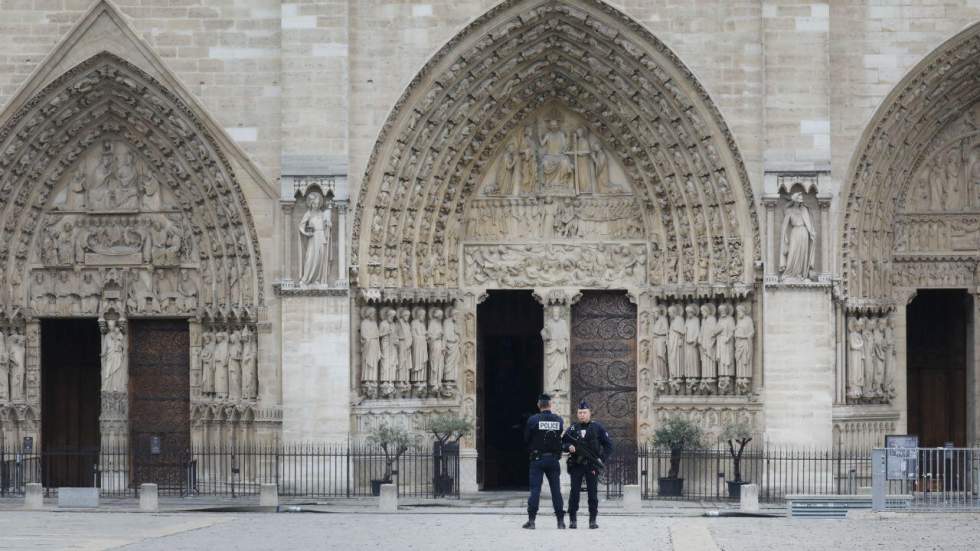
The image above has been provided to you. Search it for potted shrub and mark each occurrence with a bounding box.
[366,423,411,496]
[722,420,754,499]
[651,416,703,497]
[428,413,473,496]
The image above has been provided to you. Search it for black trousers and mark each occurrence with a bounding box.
[527,455,563,515]
[568,465,599,516]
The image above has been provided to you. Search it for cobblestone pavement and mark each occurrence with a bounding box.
[1,510,980,550]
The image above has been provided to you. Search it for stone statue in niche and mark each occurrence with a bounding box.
[115,149,140,210]
[0,330,8,401]
[779,192,816,281]
[883,316,896,400]
[67,168,87,210]
[140,172,162,211]
[683,304,701,392]
[410,307,428,396]
[846,317,865,401]
[861,317,874,400]
[716,303,735,393]
[7,330,25,402]
[396,307,413,396]
[519,126,537,195]
[928,157,947,211]
[869,317,886,400]
[227,329,243,401]
[378,307,398,397]
[541,305,570,397]
[443,306,460,394]
[89,141,115,208]
[298,189,333,285]
[360,306,381,397]
[667,304,685,392]
[212,330,229,400]
[651,304,669,392]
[101,320,127,394]
[200,330,215,397]
[734,303,754,394]
[698,303,719,393]
[242,326,258,400]
[57,222,75,265]
[427,307,445,394]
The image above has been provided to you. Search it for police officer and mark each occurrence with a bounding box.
[522,393,565,529]
[562,400,613,529]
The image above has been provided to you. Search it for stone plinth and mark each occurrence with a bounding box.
[740,484,759,513]
[139,483,158,512]
[58,487,98,508]
[622,484,641,511]
[379,483,397,512]
[24,483,43,510]
[763,285,834,449]
[280,292,350,442]
[260,483,278,507]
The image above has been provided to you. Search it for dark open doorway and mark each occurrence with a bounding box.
[907,290,970,447]
[477,290,543,490]
[41,319,102,487]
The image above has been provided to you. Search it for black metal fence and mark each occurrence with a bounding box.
[0,441,459,500]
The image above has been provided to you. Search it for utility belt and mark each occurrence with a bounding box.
[530,451,559,461]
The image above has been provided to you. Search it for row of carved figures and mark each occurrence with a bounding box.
[0,329,27,403]
[38,215,191,267]
[846,314,895,404]
[359,304,459,399]
[31,268,200,316]
[198,326,259,402]
[644,301,755,396]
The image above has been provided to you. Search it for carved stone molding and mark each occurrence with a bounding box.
[463,243,646,288]
[350,0,760,290]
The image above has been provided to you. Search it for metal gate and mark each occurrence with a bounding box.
[571,291,637,492]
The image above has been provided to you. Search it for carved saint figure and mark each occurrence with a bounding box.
[410,307,428,394]
[57,222,75,265]
[178,270,200,311]
[212,330,229,400]
[519,126,537,194]
[496,141,519,195]
[360,306,381,393]
[115,149,140,210]
[870,316,887,400]
[683,304,701,390]
[200,330,215,396]
[7,331,25,402]
[0,331,8,401]
[141,173,162,211]
[667,304,685,390]
[443,306,460,390]
[572,127,594,194]
[715,303,736,392]
[396,307,413,393]
[945,149,961,210]
[227,329,243,401]
[378,308,398,396]
[779,192,816,280]
[698,303,719,392]
[541,304,569,395]
[651,304,669,390]
[67,168,87,210]
[298,190,333,285]
[589,134,611,193]
[241,326,258,400]
[427,307,445,393]
[928,157,946,211]
[846,317,865,401]
[90,141,115,208]
[101,321,127,394]
[734,303,755,394]
[539,116,574,192]
[861,316,875,399]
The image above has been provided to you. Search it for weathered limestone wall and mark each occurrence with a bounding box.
[280,294,350,442]
[762,286,834,448]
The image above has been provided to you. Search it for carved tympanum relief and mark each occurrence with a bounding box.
[845,312,896,405]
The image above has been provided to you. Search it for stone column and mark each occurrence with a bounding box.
[336,201,348,286]
[281,201,295,281]
[458,291,481,493]
[98,319,129,491]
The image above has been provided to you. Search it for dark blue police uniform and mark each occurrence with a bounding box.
[524,406,565,520]
[562,412,613,528]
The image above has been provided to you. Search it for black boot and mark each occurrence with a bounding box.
[589,512,598,529]
[522,512,536,529]
[568,512,577,529]
[556,511,566,529]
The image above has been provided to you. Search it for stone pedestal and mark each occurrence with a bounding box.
[622,484,641,511]
[24,483,43,509]
[762,286,834,448]
[139,483,158,512]
[259,483,278,507]
[459,447,478,493]
[379,483,397,512]
[280,292,350,442]
[740,483,759,512]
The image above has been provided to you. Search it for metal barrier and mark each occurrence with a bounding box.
[0,441,459,500]
[872,447,980,511]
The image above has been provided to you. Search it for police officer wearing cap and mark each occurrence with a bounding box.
[522,393,565,529]
[562,400,613,529]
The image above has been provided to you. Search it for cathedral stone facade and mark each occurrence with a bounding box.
[0,0,979,491]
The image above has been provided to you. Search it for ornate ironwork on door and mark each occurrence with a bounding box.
[571,291,638,458]
[129,320,191,490]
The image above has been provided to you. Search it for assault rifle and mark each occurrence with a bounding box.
[566,432,605,473]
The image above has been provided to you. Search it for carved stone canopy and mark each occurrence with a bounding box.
[0,53,264,320]
[351,0,760,290]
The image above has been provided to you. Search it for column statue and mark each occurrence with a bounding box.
[541,304,570,397]
[0,330,8,401]
[443,306,460,394]
[734,303,755,395]
[101,321,127,394]
[200,330,215,397]
[360,306,381,397]
[667,304,685,392]
[410,307,428,396]
[396,307,413,397]
[212,330,229,400]
[846,317,865,401]
[683,303,701,392]
[227,329,243,401]
[698,303,719,393]
[716,303,735,393]
[427,307,445,394]
[378,307,398,398]
[651,304,669,392]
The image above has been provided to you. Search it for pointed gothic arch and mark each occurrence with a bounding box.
[840,22,980,304]
[350,0,761,291]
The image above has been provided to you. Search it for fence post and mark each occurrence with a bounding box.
[871,448,885,512]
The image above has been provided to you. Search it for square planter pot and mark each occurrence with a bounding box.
[658,477,684,496]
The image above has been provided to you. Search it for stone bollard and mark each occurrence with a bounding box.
[622,484,642,512]
[739,484,759,513]
[379,483,397,512]
[24,483,43,510]
[139,483,158,512]
[259,483,278,507]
